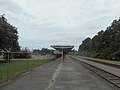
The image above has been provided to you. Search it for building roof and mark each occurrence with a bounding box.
[51,45,74,54]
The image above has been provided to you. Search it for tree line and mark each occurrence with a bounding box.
[78,18,120,61]
[33,48,54,55]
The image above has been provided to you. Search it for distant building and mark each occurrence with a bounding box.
[53,50,62,55]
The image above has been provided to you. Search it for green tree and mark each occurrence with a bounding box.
[0,15,20,62]
[78,18,120,61]
[78,37,92,56]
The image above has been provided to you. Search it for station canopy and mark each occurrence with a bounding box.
[51,45,74,54]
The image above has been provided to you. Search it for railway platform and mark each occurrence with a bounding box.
[0,56,118,90]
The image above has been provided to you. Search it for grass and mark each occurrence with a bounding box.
[74,55,120,65]
[0,59,52,81]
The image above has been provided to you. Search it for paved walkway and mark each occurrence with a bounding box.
[71,56,120,77]
[51,56,116,90]
[0,56,117,90]
[0,59,60,90]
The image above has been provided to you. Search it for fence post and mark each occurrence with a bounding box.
[37,52,39,65]
[27,52,29,69]
[5,48,11,82]
[50,52,52,61]
[6,51,9,82]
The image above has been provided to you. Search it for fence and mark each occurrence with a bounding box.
[0,50,56,84]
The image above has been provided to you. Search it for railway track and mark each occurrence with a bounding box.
[70,56,120,89]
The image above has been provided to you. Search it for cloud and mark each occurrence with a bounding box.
[0,0,22,14]
[0,0,120,50]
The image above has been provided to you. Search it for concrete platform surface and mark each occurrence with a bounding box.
[52,56,116,90]
[0,59,60,90]
[0,56,117,90]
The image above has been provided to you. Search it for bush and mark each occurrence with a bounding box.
[13,51,31,59]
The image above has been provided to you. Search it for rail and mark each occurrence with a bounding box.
[70,56,120,88]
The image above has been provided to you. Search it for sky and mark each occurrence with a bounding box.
[0,0,120,50]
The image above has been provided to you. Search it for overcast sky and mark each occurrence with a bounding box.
[0,0,120,50]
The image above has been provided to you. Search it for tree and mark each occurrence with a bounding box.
[14,47,31,59]
[78,18,120,60]
[78,37,92,56]
[0,15,20,62]
[40,48,53,55]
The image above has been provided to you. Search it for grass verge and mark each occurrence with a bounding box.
[0,59,52,82]
[74,55,120,65]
